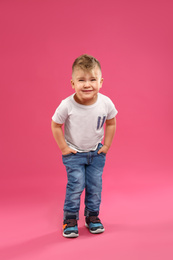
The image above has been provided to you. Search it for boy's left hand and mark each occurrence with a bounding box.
[97,145,109,154]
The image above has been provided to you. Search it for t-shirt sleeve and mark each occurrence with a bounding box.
[106,97,118,120]
[52,100,68,124]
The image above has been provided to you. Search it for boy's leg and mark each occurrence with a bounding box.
[84,144,106,234]
[84,145,106,216]
[62,153,86,237]
[62,153,85,220]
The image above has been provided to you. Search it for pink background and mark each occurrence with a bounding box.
[0,0,173,259]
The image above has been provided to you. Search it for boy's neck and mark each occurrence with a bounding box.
[74,93,98,106]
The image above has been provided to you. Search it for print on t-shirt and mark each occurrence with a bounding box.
[97,116,106,130]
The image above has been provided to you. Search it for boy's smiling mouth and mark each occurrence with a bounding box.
[82,90,93,92]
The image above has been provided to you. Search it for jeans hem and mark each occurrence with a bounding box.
[84,208,99,217]
[63,211,79,220]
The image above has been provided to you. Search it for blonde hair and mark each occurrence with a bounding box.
[72,54,101,73]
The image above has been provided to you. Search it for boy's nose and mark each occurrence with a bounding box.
[84,81,91,87]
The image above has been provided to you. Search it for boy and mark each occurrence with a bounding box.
[51,54,118,238]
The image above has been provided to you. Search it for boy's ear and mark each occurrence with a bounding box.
[100,78,104,88]
[71,79,75,89]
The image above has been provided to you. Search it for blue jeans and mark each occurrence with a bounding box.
[62,143,106,220]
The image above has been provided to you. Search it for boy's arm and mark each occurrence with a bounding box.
[98,117,116,154]
[51,120,77,155]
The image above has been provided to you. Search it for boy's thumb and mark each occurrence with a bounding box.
[97,149,102,154]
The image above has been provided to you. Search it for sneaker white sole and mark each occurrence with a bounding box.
[85,223,105,234]
[63,232,79,238]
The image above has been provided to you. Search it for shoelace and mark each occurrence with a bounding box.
[65,219,77,227]
[88,216,101,223]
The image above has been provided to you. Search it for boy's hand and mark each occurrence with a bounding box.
[97,145,109,155]
[61,146,77,156]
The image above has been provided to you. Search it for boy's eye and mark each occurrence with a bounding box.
[79,79,84,82]
[91,79,96,81]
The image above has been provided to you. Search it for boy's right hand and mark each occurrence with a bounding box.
[61,146,77,156]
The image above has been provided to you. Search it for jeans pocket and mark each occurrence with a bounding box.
[100,152,106,156]
[62,153,73,158]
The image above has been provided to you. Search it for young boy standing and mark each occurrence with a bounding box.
[51,54,118,238]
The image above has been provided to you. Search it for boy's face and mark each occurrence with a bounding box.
[71,65,103,105]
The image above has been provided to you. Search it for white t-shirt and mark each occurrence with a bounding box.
[52,93,118,152]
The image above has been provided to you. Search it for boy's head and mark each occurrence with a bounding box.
[71,54,103,106]
[72,54,102,77]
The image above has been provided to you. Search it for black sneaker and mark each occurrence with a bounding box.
[85,216,105,234]
[63,216,79,238]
